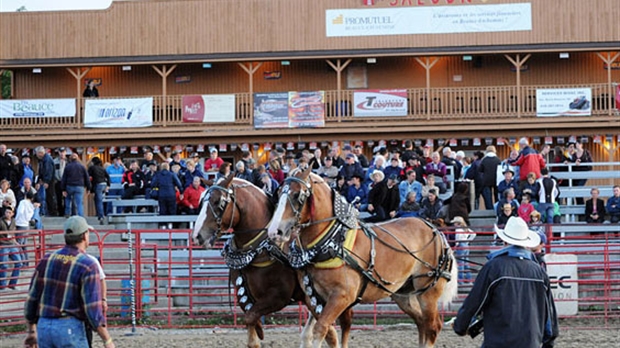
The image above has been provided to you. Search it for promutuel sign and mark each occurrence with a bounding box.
[353,89,408,117]
[326,3,532,37]
[544,254,578,316]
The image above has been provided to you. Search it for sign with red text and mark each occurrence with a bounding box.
[354,89,407,117]
[326,3,532,37]
[182,94,235,123]
[616,85,620,110]
[288,91,325,128]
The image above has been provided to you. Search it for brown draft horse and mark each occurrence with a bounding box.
[191,175,339,348]
[267,167,458,348]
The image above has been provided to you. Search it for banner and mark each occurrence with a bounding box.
[0,99,76,118]
[545,254,578,316]
[326,3,532,37]
[353,89,407,117]
[84,97,153,128]
[616,85,620,110]
[254,93,289,129]
[182,94,235,123]
[536,88,592,117]
[288,91,325,128]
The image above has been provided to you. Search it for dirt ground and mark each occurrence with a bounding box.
[1,321,618,348]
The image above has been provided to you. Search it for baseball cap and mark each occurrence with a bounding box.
[210,148,218,153]
[343,145,352,151]
[190,152,200,158]
[388,173,399,181]
[346,153,355,159]
[64,216,93,236]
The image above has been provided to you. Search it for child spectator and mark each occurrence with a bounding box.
[518,193,536,222]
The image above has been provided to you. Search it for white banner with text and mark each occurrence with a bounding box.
[0,99,76,118]
[326,3,532,37]
[84,98,153,128]
[536,88,592,117]
[353,89,408,117]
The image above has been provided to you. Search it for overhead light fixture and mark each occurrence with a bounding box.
[559,53,570,59]
[280,60,290,66]
[32,68,42,74]
[122,65,132,71]
[366,58,377,64]
[463,55,473,61]
[202,63,212,68]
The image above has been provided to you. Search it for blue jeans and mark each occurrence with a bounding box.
[37,316,89,348]
[0,245,22,288]
[93,183,107,219]
[65,186,85,217]
[538,203,555,224]
[37,185,47,216]
[455,242,472,281]
[482,186,496,210]
[106,188,123,214]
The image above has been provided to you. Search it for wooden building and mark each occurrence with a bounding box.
[0,0,618,163]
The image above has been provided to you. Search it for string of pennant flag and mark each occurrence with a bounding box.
[18,134,617,158]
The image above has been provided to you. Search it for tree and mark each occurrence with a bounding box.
[16,6,27,12]
[1,71,11,99]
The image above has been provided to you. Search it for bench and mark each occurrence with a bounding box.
[125,215,197,230]
[550,223,620,238]
[108,199,159,218]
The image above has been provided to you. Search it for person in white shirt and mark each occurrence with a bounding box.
[451,216,476,283]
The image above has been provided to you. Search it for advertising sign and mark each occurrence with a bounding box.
[616,85,620,110]
[536,88,592,117]
[182,94,235,123]
[253,93,289,129]
[326,3,532,37]
[545,253,578,316]
[84,97,153,128]
[353,89,407,117]
[288,91,325,128]
[0,99,76,118]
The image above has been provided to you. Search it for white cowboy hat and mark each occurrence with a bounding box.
[372,170,385,181]
[494,217,541,248]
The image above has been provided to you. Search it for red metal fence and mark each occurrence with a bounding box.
[1,224,619,336]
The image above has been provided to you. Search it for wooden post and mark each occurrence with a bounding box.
[596,52,620,116]
[415,57,439,120]
[152,64,177,127]
[66,67,91,129]
[238,62,263,121]
[326,59,352,122]
[504,54,531,118]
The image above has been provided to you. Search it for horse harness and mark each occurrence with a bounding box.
[206,183,289,312]
[283,176,453,313]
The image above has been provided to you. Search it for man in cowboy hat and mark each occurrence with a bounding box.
[454,216,558,348]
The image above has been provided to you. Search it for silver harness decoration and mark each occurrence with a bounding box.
[287,191,358,269]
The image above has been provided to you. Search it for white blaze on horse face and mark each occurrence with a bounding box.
[267,190,289,240]
[192,191,211,244]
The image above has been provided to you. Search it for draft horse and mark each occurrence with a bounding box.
[191,175,339,348]
[267,167,458,348]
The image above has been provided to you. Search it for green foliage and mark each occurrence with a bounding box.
[1,71,11,99]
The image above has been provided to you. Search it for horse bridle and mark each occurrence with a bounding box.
[281,176,313,228]
[203,184,237,245]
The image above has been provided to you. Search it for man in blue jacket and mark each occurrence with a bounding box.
[34,146,56,216]
[454,217,559,348]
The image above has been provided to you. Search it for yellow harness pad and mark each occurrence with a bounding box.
[313,227,357,269]
[240,230,276,268]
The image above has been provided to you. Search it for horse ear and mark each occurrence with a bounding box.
[223,172,235,188]
[301,165,313,179]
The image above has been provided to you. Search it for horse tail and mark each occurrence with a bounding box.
[438,250,459,305]
[256,320,264,340]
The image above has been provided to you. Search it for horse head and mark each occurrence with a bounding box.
[267,165,317,244]
[192,173,236,248]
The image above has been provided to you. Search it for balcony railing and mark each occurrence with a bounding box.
[0,84,616,130]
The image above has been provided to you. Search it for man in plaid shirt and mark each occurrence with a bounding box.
[23,216,115,348]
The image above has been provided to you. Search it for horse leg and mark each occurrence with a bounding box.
[337,308,353,348]
[301,316,340,348]
[414,287,444,348]
[391,293,428,348]
[311,298,351,348]
[245,312,263,348]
